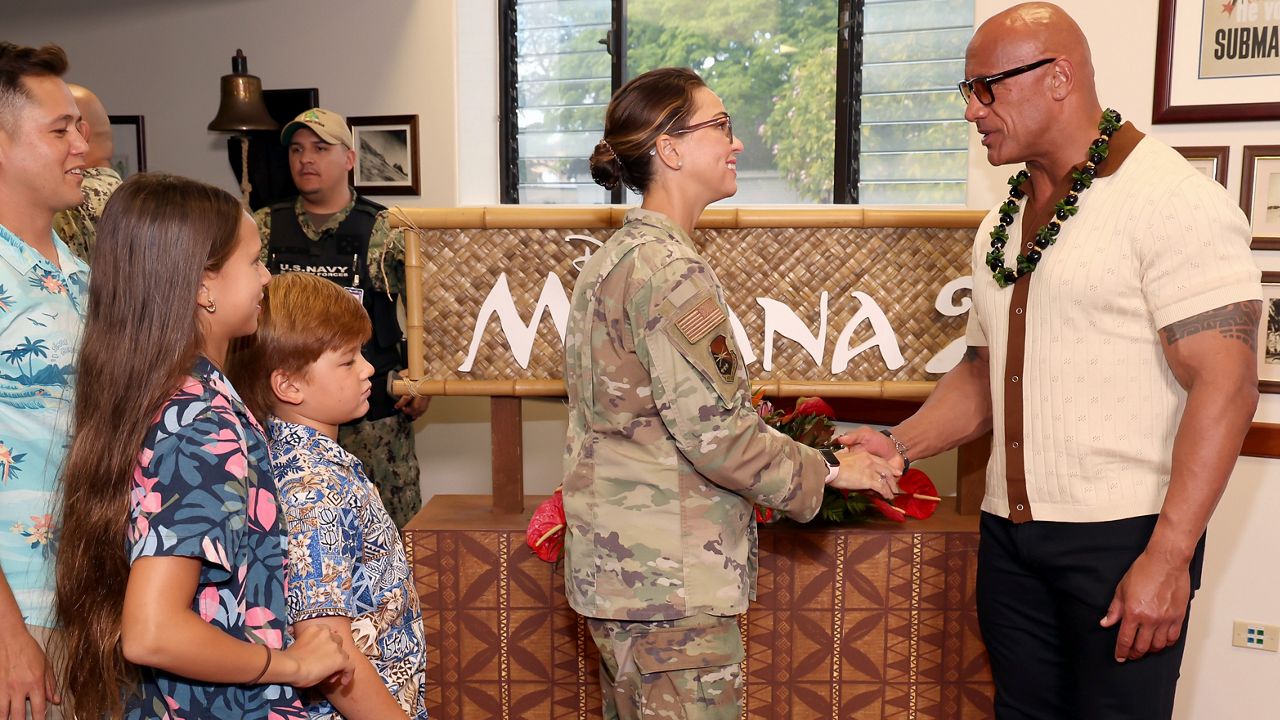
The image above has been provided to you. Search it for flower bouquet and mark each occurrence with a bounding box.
[752,391,940,524]
[526,487,566,562]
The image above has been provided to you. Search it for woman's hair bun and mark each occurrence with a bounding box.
[589,139,622,190]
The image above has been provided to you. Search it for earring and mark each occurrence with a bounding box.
[677,162,683,168]
[204,300,216,314]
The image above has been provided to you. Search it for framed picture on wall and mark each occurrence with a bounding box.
[1153,0,1280,123]
[1241,145,1280,250]
[348,114,419,196]
[1172,145,1228,186]
[1260,272,1280,394]
[108,115,146,177]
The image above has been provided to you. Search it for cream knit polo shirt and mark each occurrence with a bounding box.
[967,132,1261,523]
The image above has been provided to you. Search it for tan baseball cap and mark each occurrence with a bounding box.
[280,107,354,148]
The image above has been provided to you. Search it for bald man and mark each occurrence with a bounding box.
[51,83,122,263]
[840,4,1260,718]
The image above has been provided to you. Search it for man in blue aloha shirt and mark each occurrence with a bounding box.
[0,42,91,720]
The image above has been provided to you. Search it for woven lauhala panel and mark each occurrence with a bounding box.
[408,526,993,719]
[414,226,972,382]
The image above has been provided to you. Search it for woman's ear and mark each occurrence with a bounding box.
[271,368,304,406]
[654,136,682,170]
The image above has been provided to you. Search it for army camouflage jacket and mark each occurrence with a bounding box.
[251,190,405,294]
[562,208,827,622]
[53,166,123,263]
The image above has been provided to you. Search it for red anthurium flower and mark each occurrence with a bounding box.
[794,396,836,418]
[896,469,940,520]
[526,488,566,562]
[871,496,907,523]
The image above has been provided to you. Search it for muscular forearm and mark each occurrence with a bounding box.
[891,348,994,461]
[1147,378,1257,563]
[1149,299,1261,563]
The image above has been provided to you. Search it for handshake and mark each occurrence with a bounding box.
[824,427,909,500]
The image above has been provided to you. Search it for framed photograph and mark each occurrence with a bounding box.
[1241,145,1280,250]
[1153,0,1280,123]
[1260,272,1280,394]
[1173,145,1229,186]
[107,114,146,177]
[347,114,419,196]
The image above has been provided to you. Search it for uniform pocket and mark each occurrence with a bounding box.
[631,618,744,674]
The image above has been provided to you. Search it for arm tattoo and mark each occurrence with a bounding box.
[1160,301,1261,352]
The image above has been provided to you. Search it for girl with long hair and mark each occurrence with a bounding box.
[564,67,901,718]
[55,173,353,719]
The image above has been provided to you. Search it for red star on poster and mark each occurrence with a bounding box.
[1221,0,1236,15]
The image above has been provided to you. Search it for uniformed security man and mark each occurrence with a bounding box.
[252,107,428,527]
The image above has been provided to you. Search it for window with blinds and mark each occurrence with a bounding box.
[504,0,973,205]
[859,0,971,204]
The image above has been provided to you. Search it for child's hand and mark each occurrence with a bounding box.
[282,624,354,687]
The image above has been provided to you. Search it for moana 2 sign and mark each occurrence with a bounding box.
[1154,0,1280,122]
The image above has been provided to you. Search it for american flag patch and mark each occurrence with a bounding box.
[675,296,726,344]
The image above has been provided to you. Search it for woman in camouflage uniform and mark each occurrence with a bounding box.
[562,67,901,720]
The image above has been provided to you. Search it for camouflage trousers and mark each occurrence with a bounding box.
[587,613,744,720]
[339,412,422,528]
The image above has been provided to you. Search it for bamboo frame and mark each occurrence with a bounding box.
[389,205,1280,514]
[391,207,980,512]
[389,205,988,231]
[390,206,981,401]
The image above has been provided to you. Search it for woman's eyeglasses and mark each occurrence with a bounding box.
[671,114,734,144]
[957,58,1055,106]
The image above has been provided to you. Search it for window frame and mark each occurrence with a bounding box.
[498,0,870,205]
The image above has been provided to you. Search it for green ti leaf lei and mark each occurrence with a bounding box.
[985,108,1121,289]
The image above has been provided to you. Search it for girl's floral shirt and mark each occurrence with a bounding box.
[125,357,306,720]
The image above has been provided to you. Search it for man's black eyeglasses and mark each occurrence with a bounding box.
[958,58,1055,106]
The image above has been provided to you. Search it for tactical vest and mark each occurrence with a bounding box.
[267,197,403,422]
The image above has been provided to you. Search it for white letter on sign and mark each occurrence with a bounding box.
[458,272,570,371]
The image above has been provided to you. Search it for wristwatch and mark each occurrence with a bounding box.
[879,429,911,472]
[819,447,841,468]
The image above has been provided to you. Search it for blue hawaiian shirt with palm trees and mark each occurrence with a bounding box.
[0,223,88,629]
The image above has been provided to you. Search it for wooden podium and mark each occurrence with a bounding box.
[405,496,994,720]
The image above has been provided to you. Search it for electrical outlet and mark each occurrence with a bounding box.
[1232,621,1278,652]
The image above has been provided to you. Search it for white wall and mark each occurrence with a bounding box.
[7,0,460,206]
[9,1,1280,715]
